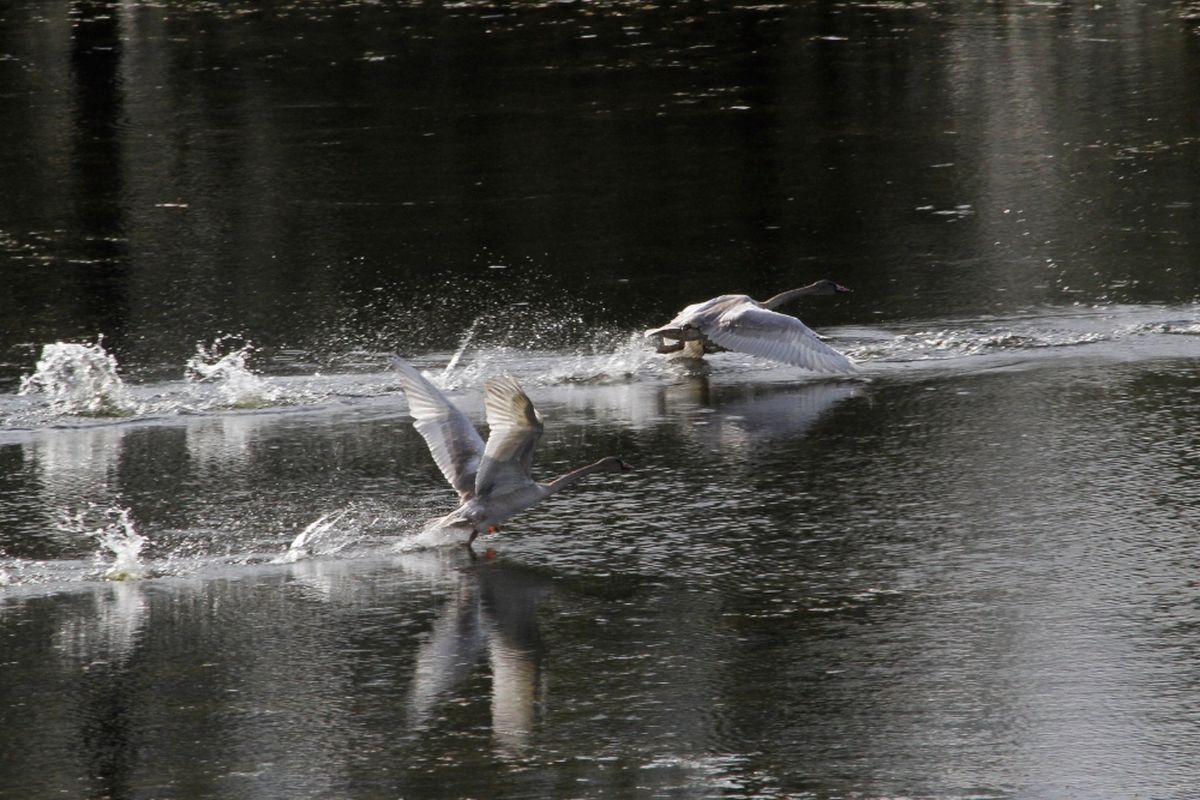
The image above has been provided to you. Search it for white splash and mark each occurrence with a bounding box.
[548,331,656,384]
[185,335,279,408]
[18,339,137,417]
[395,517,474,551]
[60,506,150,581]
[281,510,352,562]
[441,317,483,383]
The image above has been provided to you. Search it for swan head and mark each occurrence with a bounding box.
[602,456,635,473]
[811,279,852,295]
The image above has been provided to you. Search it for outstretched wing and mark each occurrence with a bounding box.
[644,296,746,341]
[475,374,544,498]
[390,356,485,500]
[702,304,856,374]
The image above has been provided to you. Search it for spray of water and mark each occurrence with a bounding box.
[185,335,279,408]
[399,518,471,551]
[441,317,482,381]
[281,509,353,562]
[18,339,137,417]
[546,330,658,384]
[59,505,150,581]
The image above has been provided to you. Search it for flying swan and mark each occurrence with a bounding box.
[644,279,856,373]
[391,356,634,547]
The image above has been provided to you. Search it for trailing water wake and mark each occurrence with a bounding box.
[4,304,1198,432]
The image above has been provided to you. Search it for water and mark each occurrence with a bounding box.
[2,1,1200,798]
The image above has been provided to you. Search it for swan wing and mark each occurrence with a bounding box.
[390,356,485,500]
[645,295,748,339]
[702,304,857,373]
[475,374,544,498]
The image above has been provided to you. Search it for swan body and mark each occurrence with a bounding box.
[391,356,633,546]
[645,279,856,373]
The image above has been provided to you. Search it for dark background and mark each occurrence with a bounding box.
[2,0,1197,388]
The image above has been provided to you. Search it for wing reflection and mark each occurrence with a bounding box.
[407,559,550,754]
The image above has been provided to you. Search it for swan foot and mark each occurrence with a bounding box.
[488,526,500,534]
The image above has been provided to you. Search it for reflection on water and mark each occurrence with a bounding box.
[53,581,148,665]
[407,559,550,756]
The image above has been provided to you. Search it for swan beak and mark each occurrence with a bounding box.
[834,283,852,294]
[618,459,635,472]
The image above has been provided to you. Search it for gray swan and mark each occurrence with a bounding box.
[644,279,856,373]
[391,356,634,547]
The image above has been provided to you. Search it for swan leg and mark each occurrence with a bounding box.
[467,529,480,548]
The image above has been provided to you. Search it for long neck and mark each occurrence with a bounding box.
[760,282,826,310]
[542,458,613,496]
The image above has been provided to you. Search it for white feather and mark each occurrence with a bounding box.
[476,375,543,498]
[390,356,485,500]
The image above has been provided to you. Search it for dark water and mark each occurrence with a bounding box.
[2,2,1200,798]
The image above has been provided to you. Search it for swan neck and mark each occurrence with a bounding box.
[543,459,611,495]
[761,283,823,309]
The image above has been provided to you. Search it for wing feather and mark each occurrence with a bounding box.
[390,356,485,500]
[475,375,544,498]
[702,304,856,374]
[645,296,748,340]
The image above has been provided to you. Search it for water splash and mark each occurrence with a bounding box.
[185,335,279,408]
[547,331,657,384]
[59,506,150,581]
[1129,319,1200,336]
[397,515,474,551]
[281,510,352,562]
[850,325,1111,362]
[18,339,137,417]
[441,317,483,384]
[280,505,422,561]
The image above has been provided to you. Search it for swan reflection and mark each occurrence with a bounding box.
[663,378,859,451]
[407,558,551,754]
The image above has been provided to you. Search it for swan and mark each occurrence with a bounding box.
[644,279,856,373]
[390,356,634,547]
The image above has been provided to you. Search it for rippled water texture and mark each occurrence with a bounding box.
[2,1,1199,799]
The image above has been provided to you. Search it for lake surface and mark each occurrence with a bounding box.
[2,1,1199,798]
